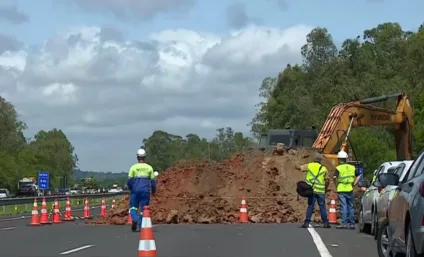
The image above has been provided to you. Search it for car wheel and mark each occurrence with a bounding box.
[358,207,371,234]
[406,222,424,257]
[377,220,395,257]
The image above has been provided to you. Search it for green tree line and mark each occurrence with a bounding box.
[0,96,78,192]
[142,127,252,171]
[250,22,424,176]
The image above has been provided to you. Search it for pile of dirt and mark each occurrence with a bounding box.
[89,147,363,225]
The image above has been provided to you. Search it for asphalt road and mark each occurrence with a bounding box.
[0,210,378,257]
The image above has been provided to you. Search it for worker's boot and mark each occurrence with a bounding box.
[323,222,331,228]
[301,222,309,228]
[336,224,348,229]
[131,221,137,232]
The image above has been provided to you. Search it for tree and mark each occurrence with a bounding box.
[142,128,251,171]
[251,22,424,174]
[0,96,78,191]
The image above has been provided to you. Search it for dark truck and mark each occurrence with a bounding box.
[257,128,319,150]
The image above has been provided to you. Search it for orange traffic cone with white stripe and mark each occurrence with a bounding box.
[111,199,116,208]
[100,198,107,216]
[138,206,157,257]
[83,198,92,219]
[40,197,52,224]
[127,209,132,224]
[328,197,337,224]
[29,198,40,226]
[63,197,74,221]
[239,196,248,223]
[52,199,62,223]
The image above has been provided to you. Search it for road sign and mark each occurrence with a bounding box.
[38,171,49,189]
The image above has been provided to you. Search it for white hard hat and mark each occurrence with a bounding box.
[136,148,146,157]
[337,150,348,159]
[154,171,159,177]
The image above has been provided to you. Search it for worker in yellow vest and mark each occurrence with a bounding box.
[301,154,331,228]
[333,150,361,229]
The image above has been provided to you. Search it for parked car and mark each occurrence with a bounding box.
[375,150,424,257]
[359,161,410,237]
[377,161,413,235]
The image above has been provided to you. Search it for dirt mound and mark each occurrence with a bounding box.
[89,148,361,225]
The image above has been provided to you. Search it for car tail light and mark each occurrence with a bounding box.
[378,187,383,193]
[419,181,424,197]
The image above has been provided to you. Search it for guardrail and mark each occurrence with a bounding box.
[0,191,129,206]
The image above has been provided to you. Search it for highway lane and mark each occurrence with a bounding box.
[0,222,378,257]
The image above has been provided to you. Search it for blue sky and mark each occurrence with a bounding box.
[2,0,423,47]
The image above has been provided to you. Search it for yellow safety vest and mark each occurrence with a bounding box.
[336,163,356,192]
[305,162,327,194]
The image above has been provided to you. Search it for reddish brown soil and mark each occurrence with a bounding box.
[89,148,363,225]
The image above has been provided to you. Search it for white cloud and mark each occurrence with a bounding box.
[0,24,312,171]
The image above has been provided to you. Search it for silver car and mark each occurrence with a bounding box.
[377,161,413,231]
[375,151,424,257]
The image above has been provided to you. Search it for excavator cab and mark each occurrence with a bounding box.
[258,128,318,150]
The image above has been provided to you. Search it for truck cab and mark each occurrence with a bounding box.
[258,128,318,150]
[16,178,39,197]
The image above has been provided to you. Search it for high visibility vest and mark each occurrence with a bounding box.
[336,163,356,192]
[305,162,327,194]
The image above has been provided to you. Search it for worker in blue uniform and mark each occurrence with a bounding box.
[127,148,156,232]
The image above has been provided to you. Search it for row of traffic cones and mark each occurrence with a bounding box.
[29,196,112,226]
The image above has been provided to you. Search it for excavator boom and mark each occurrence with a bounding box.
[312,93,413,167]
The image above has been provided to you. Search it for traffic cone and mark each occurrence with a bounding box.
[52,199,62,223]
[63,197,74,221]
[100,198,107,216]
[137,206,157,257]
[239,196,248,223]
[83,198,92,219]
[40,197,52,224]
[29,198,40,226]
[328,197,338,224]
[127,209,132,224]
[111,199,116,208]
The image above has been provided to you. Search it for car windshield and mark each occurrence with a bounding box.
[19,182,33,188]
[0,189,7,194]
[269,135,291,145]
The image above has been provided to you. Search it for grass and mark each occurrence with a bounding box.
[0,196,123,217]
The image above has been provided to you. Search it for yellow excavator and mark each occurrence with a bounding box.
[312,92,414,168]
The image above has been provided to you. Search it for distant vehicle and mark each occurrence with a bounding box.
[375,149,424,257]
[0,188,10,198]
[16,178,39,197]
[256,128,318,150]
[358,161,411,237]
[58,189,70,195]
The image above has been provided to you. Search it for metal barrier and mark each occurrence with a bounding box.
[0,191,129,206]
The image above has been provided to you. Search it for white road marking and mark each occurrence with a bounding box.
[0,227,16,231]
[307,226,333,257]
[59,245,95,255]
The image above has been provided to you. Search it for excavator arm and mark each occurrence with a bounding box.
[312,93,413,167]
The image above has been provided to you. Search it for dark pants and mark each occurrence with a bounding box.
[338,191,354,225]
[304,193,328,223]
[129,191,150,228]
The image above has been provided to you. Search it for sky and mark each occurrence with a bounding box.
[0,0,422,172]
